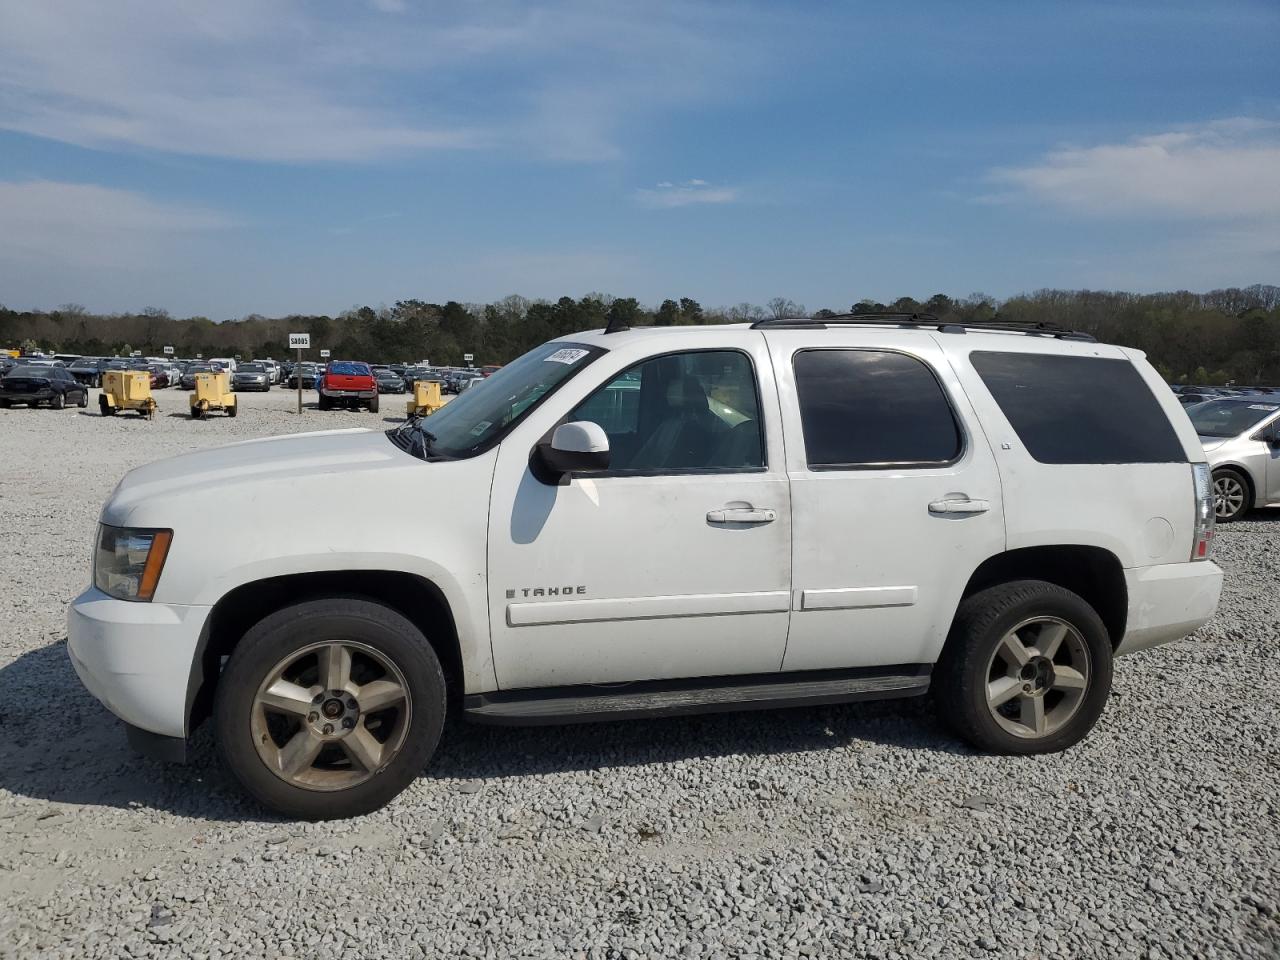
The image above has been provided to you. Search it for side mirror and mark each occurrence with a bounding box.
[532,421,610,483]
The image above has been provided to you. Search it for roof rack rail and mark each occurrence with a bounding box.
[750,312,1095,342]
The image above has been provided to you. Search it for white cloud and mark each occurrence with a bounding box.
[637,179,739,209]
[988,118,1280,219]
[0,180,236,271]
[0,0,789,164]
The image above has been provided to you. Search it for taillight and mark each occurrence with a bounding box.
[1191,463,1214,560]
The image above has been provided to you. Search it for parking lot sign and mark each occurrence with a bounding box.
[163,345,174,356]
[289,333,310,414]
[464,353,474,363]
[320,349,331,358]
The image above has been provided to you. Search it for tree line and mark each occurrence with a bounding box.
[2,284,1278,385]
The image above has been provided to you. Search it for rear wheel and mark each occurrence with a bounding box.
[934,580,1112,754]
[369,394,379,414]
[99,396,114,416]
[214,598,446,819]
[51,392,65,410]
[77,390,88,408]
[318,393,331,411]
[1212,468,1250,522]
[227,401,238,418]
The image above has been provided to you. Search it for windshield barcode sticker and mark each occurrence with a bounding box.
[1248,404,1279,411]
[544,348,589,365]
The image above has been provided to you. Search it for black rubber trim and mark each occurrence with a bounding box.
[125,723,189,764]
[464,664,932,726]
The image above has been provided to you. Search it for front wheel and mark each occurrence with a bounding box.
[369,394,379,414]
[77,391,88,408]
[1212,468,1250,522]
[934,580,1112,755]
[214,598,447,819]
[51,392,65,410]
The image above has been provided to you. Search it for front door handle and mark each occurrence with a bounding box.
[707,507,778,524]
[928,498,990,515]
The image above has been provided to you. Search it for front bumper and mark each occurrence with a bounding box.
[66,587,211,739]
[1115,561,1224,656]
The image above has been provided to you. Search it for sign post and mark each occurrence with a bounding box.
[289,333,311,414]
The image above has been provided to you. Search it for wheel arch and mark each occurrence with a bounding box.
[1210,462,1256,506]
[957,545,1128,649]
[186,570,462,734]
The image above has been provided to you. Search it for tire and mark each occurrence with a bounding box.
[51,392,65,410]
[369,394,379,414]
[317,393,330,411]
[99,395,114,416]
[933,580,1112,755]
[1212,468,1251,522]
[0,399,8,409]
[77,390,88,408]
[227,402,238,418]
[214,598,447,820]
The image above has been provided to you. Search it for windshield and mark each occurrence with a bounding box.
[6,366,52,378]
[1190,400,1280,438]
[239,363,266,372]
[391,341,602,459]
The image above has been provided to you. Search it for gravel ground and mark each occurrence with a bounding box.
[0,387,1277,960]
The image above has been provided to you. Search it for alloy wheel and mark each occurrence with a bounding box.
[983,617,1090,739]
[251,641,412,791]
[1213,474,1246,519]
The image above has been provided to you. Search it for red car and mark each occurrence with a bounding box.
[317,360,379,412]
[481,364,503,378]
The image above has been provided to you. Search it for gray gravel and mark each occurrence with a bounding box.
[1,388,1278,959]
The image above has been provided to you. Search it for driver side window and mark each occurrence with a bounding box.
[570,350,764,473]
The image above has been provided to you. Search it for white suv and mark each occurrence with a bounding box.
[67,315,1223,819]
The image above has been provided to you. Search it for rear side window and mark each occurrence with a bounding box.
[793,349,962,468]
[970,351,1185,464]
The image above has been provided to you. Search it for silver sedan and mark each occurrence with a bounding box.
[1189,397,1280,521]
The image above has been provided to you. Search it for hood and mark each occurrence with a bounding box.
[102,428,414,525]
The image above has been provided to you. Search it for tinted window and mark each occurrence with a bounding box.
[793,350,961,468]
[570,350,764,473]
[970,352,1185,464]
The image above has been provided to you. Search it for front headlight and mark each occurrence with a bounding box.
[94,525,173,601]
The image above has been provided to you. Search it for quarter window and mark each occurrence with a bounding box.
[569,350,764,473]
[970,352,1186,464]
[793,349,962,468]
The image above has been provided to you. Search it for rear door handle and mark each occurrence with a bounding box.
[707,507,778,524]
[928,498,990,515]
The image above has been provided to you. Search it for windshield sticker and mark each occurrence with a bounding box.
[469,420,492,437]
[544,348,589,365]
[1248,404,1279,411]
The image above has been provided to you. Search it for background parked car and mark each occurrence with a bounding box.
[1189,397,1280,521]
[372,367,406,394]
[68,357,112,387]
[232,362,272,392]
[179,362,217,390]
[0,363,90,409]
[287,363,321,389]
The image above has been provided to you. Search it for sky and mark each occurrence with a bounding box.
[0,0,1277,318]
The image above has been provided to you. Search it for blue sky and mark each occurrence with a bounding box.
[0,0,1277,318]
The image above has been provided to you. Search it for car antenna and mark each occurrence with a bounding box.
[603,313,630,335]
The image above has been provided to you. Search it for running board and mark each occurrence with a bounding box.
[463,665,931,726]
